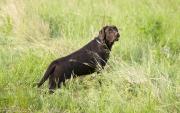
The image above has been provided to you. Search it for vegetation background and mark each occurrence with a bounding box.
[0,0,179,112]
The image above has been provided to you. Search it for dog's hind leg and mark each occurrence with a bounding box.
[48,64,63,93]
[49,74,57,94]
[58,75,66,89]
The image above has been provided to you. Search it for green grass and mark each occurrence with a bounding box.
[0,0,180,112]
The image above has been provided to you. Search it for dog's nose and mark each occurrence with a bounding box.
[117,33,120,38]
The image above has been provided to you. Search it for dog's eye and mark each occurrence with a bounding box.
[109,28,113,32]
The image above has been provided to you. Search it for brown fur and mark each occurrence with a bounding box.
[38,25,120,93]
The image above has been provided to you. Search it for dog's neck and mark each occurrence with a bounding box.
[95,37,113,51]
[95,38,102,44]
[105,40,114,50]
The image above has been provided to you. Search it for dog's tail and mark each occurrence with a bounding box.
[37,62,56,87]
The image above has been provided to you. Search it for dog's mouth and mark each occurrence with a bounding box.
[115,33,120,41]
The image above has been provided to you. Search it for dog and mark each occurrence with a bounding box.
[37,25,120,93]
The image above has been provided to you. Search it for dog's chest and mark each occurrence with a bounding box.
[98,45,110,59]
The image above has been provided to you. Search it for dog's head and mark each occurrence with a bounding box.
[98,25,120,49]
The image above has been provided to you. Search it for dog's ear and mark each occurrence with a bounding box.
[98,26,108,41]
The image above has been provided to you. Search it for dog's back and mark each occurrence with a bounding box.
[54,38,109,77]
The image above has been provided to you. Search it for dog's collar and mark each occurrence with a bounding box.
[96,38,111,51]
[96,39,102,44]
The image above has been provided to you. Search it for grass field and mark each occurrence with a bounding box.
[0,0,180,112]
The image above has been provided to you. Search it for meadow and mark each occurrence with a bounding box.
[0,0,180,112]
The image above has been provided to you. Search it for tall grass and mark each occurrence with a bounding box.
[0,0,180,112]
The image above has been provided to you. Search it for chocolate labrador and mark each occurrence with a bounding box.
[38,25,120,93]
